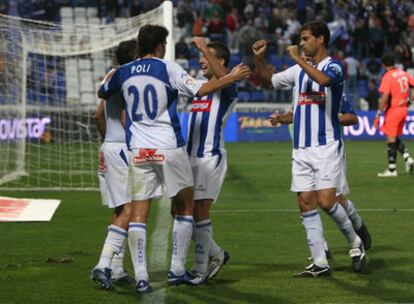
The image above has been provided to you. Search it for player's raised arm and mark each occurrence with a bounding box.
[196,63,250,96]
[192,37,227,78]
[252,40,274,88]
[97,68,118,99]
[95,99,106,139]
[286,45,331,86]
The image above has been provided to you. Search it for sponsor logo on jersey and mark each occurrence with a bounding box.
[298,92,326,105]
[191,99,212,112]
[133,148,165,165]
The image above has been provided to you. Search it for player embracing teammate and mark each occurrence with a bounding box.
[98,25,250,293]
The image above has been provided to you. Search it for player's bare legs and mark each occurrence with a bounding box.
[128,200,152,292]
[112,203,131,230]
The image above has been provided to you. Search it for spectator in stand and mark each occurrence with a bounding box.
[368,16,385,58]
[0,0,8,14]
[177,0,194,38]
[226,8,240,51]
[345,52,360,102]
[352,18,369,60]
[129,0,142,17]
[365,54,383,82]
[207,10,226,43]
[204,0,224,21]
[399,43,413,69]
[385,19,401,53]
[175,37,191,60]
[239,18,263,67]
[193,11,206,37]
[364,79,379,111]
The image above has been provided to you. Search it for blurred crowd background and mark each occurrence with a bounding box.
[2,0,414,108]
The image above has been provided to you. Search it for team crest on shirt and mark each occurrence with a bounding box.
[328,63,343,77]
[298,92,326,105]
[132,149,165,165]
[185,77,197,87]
[191,99,212,112]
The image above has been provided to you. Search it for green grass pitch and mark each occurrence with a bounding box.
[1,141,414,303]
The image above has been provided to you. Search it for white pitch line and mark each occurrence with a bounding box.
[211,208,414,213]
[143,194,172,304]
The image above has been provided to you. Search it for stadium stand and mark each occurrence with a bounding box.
[2,0,414,106]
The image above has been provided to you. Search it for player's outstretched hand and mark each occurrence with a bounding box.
[191,37,208,52]
[269,112,281,127]
[287,45,301,61]
[230,63,251,81]
[252,40,267,57]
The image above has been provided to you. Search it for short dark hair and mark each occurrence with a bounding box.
[207,41,230,67]
[138,24,169,57]
[116,39,138,65]
[300,21,330,48]
[381,54,395,67]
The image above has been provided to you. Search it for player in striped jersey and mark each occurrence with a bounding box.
[92,39,140,290]
[185,38,234,280]
[253,21,366,277]
[269,94,372,256]
[98,25,250,290]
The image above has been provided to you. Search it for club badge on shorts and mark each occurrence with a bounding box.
[133,148,165,165]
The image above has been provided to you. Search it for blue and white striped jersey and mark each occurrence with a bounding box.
[271,56,344,149]
[103,92,125,143]
[186,80,237,157]
[99,57,202,150]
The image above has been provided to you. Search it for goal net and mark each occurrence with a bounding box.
[0,1,174,190]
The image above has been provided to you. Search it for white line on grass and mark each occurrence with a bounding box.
[143,194,171,304]
[211,208,414,213]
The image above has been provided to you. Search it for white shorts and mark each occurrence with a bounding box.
[291,140,342,192]
[336,148,350,196]
[129,147,193,200]
[190,152,227,203]
[98,142,131,208]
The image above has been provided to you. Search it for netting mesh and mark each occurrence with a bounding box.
[0,3,169,190]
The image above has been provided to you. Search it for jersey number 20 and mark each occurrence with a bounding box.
[128,84,158,121]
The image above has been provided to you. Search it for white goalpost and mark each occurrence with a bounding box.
[0,1,174,191]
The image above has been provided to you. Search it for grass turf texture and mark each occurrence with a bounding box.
[1,141,414,303]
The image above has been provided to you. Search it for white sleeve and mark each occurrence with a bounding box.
[271,65,298,89]
[167,61,203,97]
